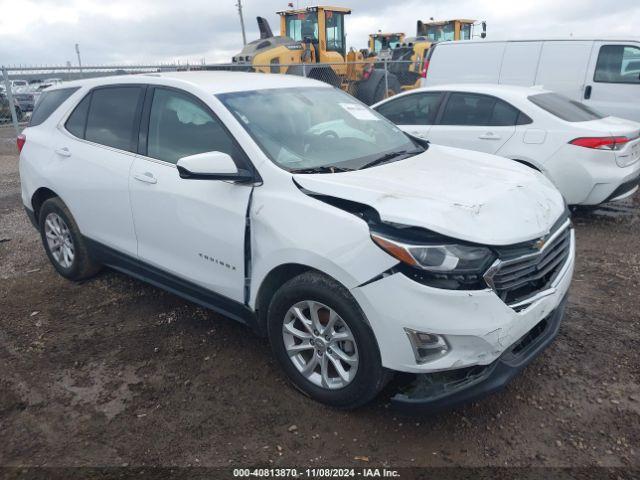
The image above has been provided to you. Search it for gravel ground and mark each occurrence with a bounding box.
[0,125,638,470]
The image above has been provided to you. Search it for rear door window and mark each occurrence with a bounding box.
[375,92,443,125]
[29,87,79,127]
[489,99,524,126]
[438,92,530,126]
[439,92,496,126]
[85,86,144,152]
[529,92,604,122]
[594,45,640,84]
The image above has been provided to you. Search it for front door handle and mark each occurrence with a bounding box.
[479,132,501,140]
[55,147,71,157]
[584,85,592,100]
[133,172,157,184]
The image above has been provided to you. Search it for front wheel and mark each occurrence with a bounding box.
[267,271,390,409]
[372,72,401,103]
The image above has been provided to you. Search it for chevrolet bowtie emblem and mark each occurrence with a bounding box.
[534,238,546,250]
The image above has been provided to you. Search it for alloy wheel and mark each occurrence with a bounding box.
[44,212,75,269]
[282,300,359,390]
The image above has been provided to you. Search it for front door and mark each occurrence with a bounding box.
[585,42,640,122]
[129,87,253,302]
[373,91,443,140]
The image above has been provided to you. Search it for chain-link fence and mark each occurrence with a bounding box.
[1,59,422,137]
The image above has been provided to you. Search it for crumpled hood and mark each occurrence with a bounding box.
[294,145,565,245]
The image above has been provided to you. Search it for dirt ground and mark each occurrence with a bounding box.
[0,125,639,470]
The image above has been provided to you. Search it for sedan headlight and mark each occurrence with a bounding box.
[370,232,496,289]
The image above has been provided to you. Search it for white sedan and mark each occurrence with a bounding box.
[373,84,640,205]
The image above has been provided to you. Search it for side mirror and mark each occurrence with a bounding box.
[176,151,254,182]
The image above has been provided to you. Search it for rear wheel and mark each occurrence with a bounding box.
[267,271,389,409]
[39,197,101,281]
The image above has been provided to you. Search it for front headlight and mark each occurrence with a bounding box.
[370,232,496,289]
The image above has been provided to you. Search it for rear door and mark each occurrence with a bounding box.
[424,42,505,87]
[129,86,253,303]
[584,42,640,121]
[54,85,144,256]
[373,91,444,139]
[534,40,593,100]
[499,41,542,86]
[427,92,517,153]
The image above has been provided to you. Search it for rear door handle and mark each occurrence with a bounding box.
[54,147,71,157]
[584,85,592,100]
[133,172,157,184]
[479,132,501,140]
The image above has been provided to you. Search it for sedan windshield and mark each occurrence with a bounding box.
[217,87,423,172]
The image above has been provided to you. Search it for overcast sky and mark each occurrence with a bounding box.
[1,0,639,66]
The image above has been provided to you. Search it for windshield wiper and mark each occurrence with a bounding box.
[359,148,423,170]
[290,165,353,174]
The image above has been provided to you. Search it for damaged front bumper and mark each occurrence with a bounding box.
[390,295,567,412]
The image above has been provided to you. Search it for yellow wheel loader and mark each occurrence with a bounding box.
[230,6,401,105]
[389,19,486,91]
[367,32,405,61]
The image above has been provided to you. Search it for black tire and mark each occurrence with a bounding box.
[38,197,101,281]
[356,70,401,105]
[267,271,390,409]
[307,67,342,88]
[371,72,401,104]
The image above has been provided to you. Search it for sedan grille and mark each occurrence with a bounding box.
[485,216,573,309]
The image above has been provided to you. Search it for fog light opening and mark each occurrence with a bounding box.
[404,328,449,364]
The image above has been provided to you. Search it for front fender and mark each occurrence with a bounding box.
[248,186,397,308]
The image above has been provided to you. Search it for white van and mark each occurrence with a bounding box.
[423,39,640,121]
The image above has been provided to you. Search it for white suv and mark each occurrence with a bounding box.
[18,72,575,410]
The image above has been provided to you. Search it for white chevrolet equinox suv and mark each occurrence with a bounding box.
[19,72,575,410]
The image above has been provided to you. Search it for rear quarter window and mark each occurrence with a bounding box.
[528,92,604,122]
[29,87,79,127]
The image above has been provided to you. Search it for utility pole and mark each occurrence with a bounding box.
[236,0,247,46]
[75,43,83,77]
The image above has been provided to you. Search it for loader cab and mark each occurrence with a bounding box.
[417,19,478,42]
[369,33,405,55]
[278,6,350,61]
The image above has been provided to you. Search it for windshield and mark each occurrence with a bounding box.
[424,23,454,41]
[528,92,605,122]
[285,12,318,42]
[374,35,402,53]
[218,87,421,172]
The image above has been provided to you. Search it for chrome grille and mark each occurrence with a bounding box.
[485,219,573,309]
